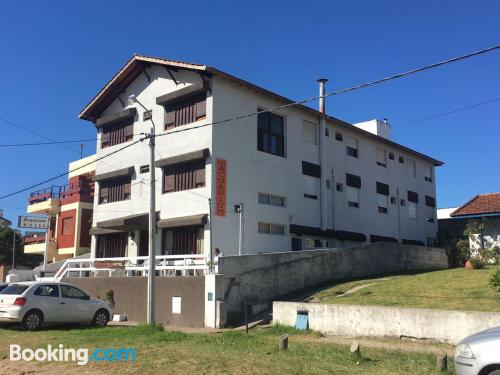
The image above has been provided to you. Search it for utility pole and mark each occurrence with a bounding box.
[12,229,16,270]
[43,216,50,273]
[129,95,156,324]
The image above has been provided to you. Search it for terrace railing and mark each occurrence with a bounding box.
[46,254,209,281]
[28,185,61,205]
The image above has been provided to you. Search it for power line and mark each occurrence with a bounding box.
[0,139,142,200]
[0,139,98,147]
[1,43,500,201]
[392,97,500,130]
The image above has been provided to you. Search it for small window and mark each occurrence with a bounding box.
[62,217,74,235]
[399,156,405,164]
[34,285,59,298]
[377,194,388,214]
[335,132,343,141]
[326,180,331,189]
[302,120,318,145]
[400,199,406,206]
[325,127,330,137]
[304,194,318,200]
[347,186,359,208]
[60,285,88,300]
[258,193,270,205]
[143,110,152,121]
[101,119,134,148]
[140,165,149,174]
[99,177,132,204]
[258,193,286,207]
[390,196,396,204]
[376,148,386,167]
[388,152,394,160]
[424,166,433,182]
[346,136,358,158]
[164,160,205,193]
[336,183,343,192]
[258,222,270,233]
[258,222,285,235]
[304,175,319,200]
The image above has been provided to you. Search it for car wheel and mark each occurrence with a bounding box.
[22,310,43,331]
[487,370,500,375]
[92,309,109,327]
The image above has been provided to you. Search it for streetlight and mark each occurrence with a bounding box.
[128,94,157,325]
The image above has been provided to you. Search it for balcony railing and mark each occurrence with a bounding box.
[60,180,92,201]
[28,186,61,205]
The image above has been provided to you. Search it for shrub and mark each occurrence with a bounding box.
[103,289,114,307]
[489,270,500,292]
[469,258,485,269]
[481,247,500,265]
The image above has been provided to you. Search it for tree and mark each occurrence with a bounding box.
[0,226,43,268]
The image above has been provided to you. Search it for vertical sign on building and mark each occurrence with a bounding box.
[215,159,227,217]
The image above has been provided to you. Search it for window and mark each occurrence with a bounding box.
[425,195,436,223]
[425,195,436,208]
[96,233,128,258]
[425,166,433,182]
[336,183,343,192]
[164,93,206,130]
[399,156,405,164]
[335,132,343,141]
[139,165,149,174]
[258,222,285,235]
[163,160,205,193]
[258,193,286,207]
[346,136,358,158]
[162,227,204,255]
[388,152,394,160]
[257,110,285,157]
[390,196,396,204]
[101,119,133,148]
[376,148,386,167]
[325,127,330,137]
[409,202,417,219]
[302,120,317,145]
[347,186,359,208]
[377,194,388,214]
[304,175,319,199]
[34,285,59,298]
[408,159,416,178]
[400,199,406,206]
[62,217,74,235]
[143,110,152,121]
[99,177,131,204]
[61,285,88,300]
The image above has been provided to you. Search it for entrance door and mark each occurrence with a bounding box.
[139,230,149,257]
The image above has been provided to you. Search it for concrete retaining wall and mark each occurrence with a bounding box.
[64,276,205,328]
[219,242,448,314]
[273,301,500,345]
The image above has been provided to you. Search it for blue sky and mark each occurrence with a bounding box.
[0,0,499,228]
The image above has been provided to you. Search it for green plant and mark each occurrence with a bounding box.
[103,289,114,307]
[481,247,500,265]
[469,258,485,269]
[490,270,500,292]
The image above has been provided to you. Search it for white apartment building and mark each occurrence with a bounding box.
[79,55,443,258]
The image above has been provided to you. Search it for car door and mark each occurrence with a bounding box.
[59,285,94,323]
[31,284,61,323]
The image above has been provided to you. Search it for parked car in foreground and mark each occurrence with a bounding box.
[0,281,113,330]
[455,326,500,375]
[0,283,8,293]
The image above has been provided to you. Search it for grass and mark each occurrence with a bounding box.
[0,324,453,374]
[310,266,500,312]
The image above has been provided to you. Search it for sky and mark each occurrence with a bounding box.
[0,0,499,228]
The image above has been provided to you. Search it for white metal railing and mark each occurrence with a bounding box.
[46,254,209,281]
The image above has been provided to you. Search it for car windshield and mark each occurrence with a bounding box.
[0,284,30,295]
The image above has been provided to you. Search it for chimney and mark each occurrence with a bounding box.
[317,78,328,113]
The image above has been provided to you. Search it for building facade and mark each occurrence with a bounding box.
[450,192,500,254]
[79,55,443,259]
[23,155,96,262]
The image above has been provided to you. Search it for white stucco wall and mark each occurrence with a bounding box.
[89,67,439,257]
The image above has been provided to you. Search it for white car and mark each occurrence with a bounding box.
[0,281,113,330]
[455,326,500,375]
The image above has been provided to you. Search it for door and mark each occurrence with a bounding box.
[139,230,149,257]
[59,285,94,323]
[31,284,61,322]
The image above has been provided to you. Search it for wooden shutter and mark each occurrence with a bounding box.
[407,190,419,203]
[196,95,206,118]
[99,185,108,203]
[346,173,361,188]
[376,182,389,196]
[164,168,175,192]
[165,108,175,128]
[195,161,205,187]
[124,123,133,139]
[101,130,110,147]
[123,181,131,199]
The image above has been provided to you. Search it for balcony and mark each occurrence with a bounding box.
[60,180,94,204]
[28,186,61,215]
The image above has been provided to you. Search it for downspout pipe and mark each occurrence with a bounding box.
[317,79,328,231]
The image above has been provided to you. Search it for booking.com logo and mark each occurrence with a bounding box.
[10,344,136,366]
